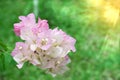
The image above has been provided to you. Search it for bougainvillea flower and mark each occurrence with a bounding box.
[12,13,76,76]
[11,42,32,68]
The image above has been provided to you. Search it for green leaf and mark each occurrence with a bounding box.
[0,39,8,53]
[0,53,5,80]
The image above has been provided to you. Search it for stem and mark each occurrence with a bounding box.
[0,54,5,80]
[33,0,39,17]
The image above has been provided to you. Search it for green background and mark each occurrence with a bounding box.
[0,0,120,80]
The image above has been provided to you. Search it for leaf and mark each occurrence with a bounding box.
[0,39,8,53]
[0,53,5,80]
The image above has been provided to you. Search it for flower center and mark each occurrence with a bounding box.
[41,38,48,45]
[19,46,22,50]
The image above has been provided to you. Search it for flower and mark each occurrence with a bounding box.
[12,13,76,76]
[11,42,32,69]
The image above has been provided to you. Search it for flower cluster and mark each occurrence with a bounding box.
[11,13,76,76]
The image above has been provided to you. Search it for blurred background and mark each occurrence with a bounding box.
[0,0,120,80]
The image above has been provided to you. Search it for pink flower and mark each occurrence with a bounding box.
[14,22,23,36]
[47,55,71,76]
[19,13,36,27]
[36,30,52,50]
[14,13,36,36]
[48,28,76,57]
[12,13,76,76]
[51,28,64,45]
[32,18,49,35]
[12,42,32,68]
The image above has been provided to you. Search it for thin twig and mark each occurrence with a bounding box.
[33,0,39,17]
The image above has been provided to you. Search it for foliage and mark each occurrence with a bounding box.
[0,0,120,80]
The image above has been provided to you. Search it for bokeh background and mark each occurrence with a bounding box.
[0,0,120,80]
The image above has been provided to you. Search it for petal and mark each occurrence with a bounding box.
[14,22,23,36]
[17,63,24,69]
[27,13,36,24]
[30,44,37,51]
[48,46,63,58]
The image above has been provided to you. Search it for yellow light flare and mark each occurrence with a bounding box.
[103,4,119,26]
[87,0,120,25]
[87,0,104,7]
[107,0,120,9]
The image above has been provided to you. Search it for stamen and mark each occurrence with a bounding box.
[57,61,60,64]
[43,54,45,57]
[34,51,39,54]
[41,38,48,45]
[19,46,22,50]
[47,59,50,62]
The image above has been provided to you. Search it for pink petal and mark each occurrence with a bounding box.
[14,22,23,36]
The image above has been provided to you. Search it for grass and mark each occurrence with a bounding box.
[0,0,120,80]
